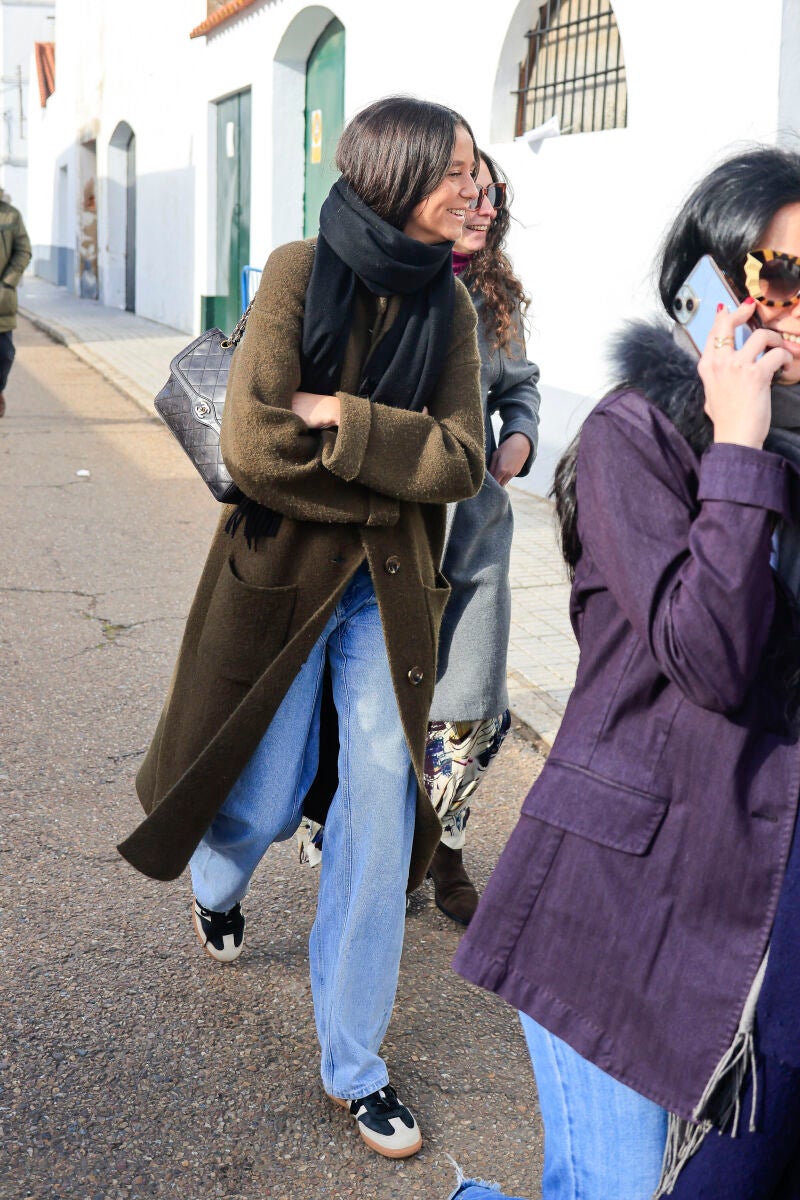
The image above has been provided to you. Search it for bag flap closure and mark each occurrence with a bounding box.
[167,327,229,432]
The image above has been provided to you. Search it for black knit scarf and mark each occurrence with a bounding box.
[227,178,455,546]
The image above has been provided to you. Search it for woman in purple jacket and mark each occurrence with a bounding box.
[454,146,800,1199]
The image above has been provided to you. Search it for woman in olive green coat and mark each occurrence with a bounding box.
[119,97,484,1157]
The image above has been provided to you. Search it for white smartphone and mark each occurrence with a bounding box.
[672,255,759,357]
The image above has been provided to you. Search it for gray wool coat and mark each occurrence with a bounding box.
[431,290,540,721]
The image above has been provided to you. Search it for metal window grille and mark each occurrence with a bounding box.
[514,0,627,137]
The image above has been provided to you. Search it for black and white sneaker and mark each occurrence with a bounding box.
[330,1085,422,1158]
[192,898,245,962]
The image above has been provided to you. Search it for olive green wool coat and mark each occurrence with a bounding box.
[0,200,31,332]
[119,239,484,889]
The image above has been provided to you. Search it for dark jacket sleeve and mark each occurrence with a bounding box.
[221,241,398,527]
[2,212,31,287]
[576,395,795,713]
[323,281,485,504]
[487,309,541,476]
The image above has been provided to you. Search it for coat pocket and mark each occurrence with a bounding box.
[521,757,669,855]
[198,555,297,685]
[0,283,17,319]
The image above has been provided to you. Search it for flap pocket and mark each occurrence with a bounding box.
[0,284,17,318]
[198,555,297,685]
[521,758,669,855]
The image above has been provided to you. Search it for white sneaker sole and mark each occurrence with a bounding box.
[328,1094,423,1158]
[192,901,243,963]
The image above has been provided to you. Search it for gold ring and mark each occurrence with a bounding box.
[713,336,735,349]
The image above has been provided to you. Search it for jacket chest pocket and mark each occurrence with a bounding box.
[198,555,297,685]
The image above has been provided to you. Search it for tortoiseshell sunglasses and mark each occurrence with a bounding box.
[466,182,507,211]
[745,249,800,307]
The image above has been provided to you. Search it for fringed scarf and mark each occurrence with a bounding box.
[226,178,455,548]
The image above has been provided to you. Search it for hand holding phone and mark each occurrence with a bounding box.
[697,298,792,449]
[673,256,760,357]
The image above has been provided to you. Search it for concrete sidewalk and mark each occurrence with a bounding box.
[18,276,577,745]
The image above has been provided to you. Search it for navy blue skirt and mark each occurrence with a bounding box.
[669,811,800,1199]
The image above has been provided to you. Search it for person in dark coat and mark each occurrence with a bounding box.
[0,194,31,417]
[454,146,800,1198]
[120,97,485,1160]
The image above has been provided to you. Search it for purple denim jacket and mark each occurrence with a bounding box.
[454,380,800,1120]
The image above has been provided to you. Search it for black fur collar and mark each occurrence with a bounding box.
[608,320,713,458]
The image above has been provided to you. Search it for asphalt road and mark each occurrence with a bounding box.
[1,319,546,1200]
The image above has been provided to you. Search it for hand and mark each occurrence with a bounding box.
[290,391,341,429]
[489,432,531,486]
[698,300,792,449]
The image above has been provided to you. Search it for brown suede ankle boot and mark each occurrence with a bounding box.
[428,844,479,926]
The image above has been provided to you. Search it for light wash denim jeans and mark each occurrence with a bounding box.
[520,1013,668,1200]
[190,565,417,1100]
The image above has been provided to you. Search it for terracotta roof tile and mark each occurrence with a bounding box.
[190,0,262,39]
[34,42,55,107]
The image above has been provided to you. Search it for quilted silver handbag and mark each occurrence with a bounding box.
[153,303,252,503]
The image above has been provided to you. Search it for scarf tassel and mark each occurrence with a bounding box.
[224,497,282,549]
[653,953,768,1198]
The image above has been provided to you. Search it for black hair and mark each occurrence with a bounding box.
[335,95,478,231]
[554,145,800,579]
[658,146,800,313]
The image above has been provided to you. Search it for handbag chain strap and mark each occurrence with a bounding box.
[220,297,256,349]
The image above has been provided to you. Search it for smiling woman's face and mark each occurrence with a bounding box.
[402,125,478,244]
[753,202,800,385]
[454,158,496,255]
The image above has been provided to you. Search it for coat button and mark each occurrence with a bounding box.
[385,555,401,575]
[407,666,424,686]
[330,554,344,564]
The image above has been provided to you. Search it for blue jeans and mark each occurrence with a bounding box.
[520,1013,668,1200]
[190,565,417,1099]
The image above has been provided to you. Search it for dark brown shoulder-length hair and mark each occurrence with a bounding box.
[461,149,530,354]
[335,96,478,232]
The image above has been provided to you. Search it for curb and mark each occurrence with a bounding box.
[19,306,157,417]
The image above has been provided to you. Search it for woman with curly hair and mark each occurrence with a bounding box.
[296,151,541,925]
[425,150,541,924]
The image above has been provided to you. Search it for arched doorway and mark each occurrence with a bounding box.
[272,7,345,248]
[107,121,136,311]
[303,18,344,236]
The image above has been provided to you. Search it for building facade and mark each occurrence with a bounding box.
[0,0,53,214]
[25,0,800,494]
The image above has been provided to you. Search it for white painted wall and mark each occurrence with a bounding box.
[0,0,54,215]
[24,0,800,492]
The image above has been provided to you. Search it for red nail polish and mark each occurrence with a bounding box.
[744,296,756,306]
[716,303,725,312]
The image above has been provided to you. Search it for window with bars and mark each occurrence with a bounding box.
[515,0,627,137]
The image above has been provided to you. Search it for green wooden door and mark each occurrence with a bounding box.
[216,89,251,333]
[303,19,345,238]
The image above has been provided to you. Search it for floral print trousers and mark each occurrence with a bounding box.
[297,710,511,864]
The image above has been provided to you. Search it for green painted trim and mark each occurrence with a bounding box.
[200,295,228,332]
